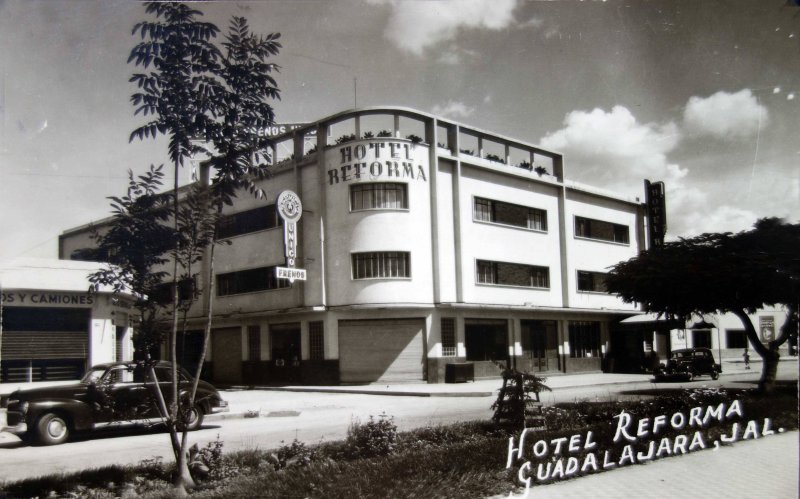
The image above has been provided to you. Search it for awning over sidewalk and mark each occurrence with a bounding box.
[618,313,717,329]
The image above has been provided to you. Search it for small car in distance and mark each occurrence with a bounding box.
[3,362,228,445]
[654,347,722,382]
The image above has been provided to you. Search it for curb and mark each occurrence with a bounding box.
[229,386,494,398]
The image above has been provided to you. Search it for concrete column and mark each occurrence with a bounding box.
[426,118,441,303]
[300,321,310,361]
[456,314,466,358]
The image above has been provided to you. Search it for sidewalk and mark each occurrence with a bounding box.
[496,431,799,499]
[213,356,796,417]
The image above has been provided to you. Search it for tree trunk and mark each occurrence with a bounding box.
[758,348,780,394]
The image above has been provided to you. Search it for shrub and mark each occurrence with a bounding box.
[406,134,423,144]
[484,153,505,164]
[335,133,356,144]
[534,165,549,176]
[376,129,393,137]
[362,131,375,138]
[272,438,316,469]
[491,367,551,429]
[189,437,240,482]
[344,413,397,458]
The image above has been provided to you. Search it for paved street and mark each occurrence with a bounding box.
[0,360,796,487]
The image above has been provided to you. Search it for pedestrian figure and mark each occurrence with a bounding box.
[743,349,750,370]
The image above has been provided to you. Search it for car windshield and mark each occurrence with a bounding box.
[81,366,109,384]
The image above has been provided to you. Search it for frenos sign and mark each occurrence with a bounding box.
[328,141,428,185]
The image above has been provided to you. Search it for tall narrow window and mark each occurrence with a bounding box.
[441,318,456,357]
[309,321,324,360]
[247,326,261,361]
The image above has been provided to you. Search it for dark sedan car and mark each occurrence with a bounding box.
[654,347,722,382]
[3,362,228,445]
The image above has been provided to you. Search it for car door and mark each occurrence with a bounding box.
[91,366,150,423]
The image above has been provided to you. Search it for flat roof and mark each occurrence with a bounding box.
[0,257,129,295]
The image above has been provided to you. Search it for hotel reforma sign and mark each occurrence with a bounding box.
[327,140,428,186]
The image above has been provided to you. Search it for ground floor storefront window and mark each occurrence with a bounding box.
[565,321,602,373]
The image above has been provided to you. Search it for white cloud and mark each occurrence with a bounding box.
[538,105,761,238]
[683,89,768,140]
[372,0,520,55]
[431,100,475,119]
[677,204,759,236]
[540,105,685,192]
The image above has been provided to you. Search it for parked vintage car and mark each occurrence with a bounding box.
[654,348,722,382]
[3,362,228,445]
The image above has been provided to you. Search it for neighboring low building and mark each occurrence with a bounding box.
[0,258,135,383]
[616,308,795,372]
[60,106,658,385]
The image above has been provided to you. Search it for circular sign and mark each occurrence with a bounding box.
[277,190,303,223]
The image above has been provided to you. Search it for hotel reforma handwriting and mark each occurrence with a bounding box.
[60,107,652,385]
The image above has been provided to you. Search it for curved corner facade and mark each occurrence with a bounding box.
[59,107,651,385]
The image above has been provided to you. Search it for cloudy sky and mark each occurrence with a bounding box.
[0,0,798,261]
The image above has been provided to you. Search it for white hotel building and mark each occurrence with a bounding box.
[59,106,656,385]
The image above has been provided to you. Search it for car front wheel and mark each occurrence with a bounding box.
[35,413,70,445]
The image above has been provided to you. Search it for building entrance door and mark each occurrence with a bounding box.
[521,320,559,372]
[270,323,301,383]
[211,327,242,385]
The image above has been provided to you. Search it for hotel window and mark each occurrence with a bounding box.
[352,252,410,279]
[476,260,549,289]
[247,326,261,361]
[217,266,290,296]
[350,183,408,210]
[473,197,547,231]
[441,318,457,357]
[217,204,282,239]
[577,270,607,293]
[726,329,748,349]
[568,321,601,358]
[152,277,196,305]
[309,321,324,360]
[575,216,629,244]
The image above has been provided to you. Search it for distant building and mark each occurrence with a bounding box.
[0,258,135,383]
[59,106,660,385]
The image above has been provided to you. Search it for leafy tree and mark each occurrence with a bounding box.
[93,3,282,494]
[89,165,173,359]
[181,15,281,467]
[127,3,223,491]
[605,218,799,393]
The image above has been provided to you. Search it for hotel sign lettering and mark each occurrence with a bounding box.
[328,141,428,185]
[645,179,667,249]
[276,267,307,281]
